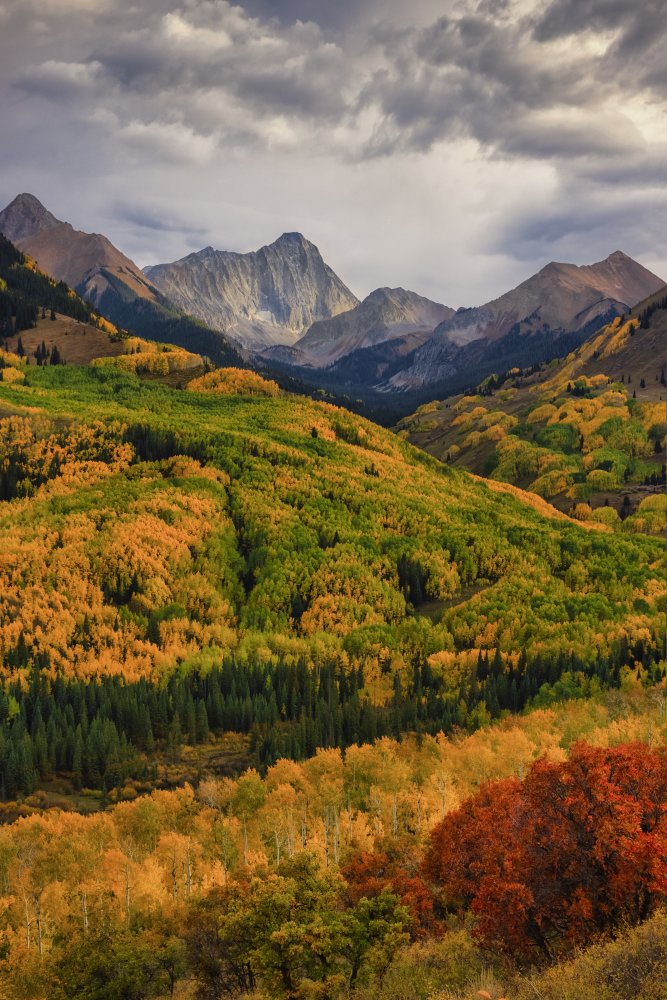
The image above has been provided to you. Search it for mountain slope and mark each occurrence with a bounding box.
[0,357,663,688]
[0,231,106,338]
[288,286,454,367]
[0,194,246,368]
[399,287,667,521]
[0,193,157,304]
[145,232,359,349]
[387,251,665,391]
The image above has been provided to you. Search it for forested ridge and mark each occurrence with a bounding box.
[0,360,663,798]
[0,235,103,337]
[400,308,667,523]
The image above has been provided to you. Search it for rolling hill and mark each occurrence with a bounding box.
[0,354,662,688]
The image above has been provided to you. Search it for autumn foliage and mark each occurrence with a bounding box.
[342,848,437,939]
[424,741,667,959]
[188,367,280,396]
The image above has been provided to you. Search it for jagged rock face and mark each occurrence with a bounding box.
[144,233,359,349]
[293,286,454,367]
[387,252,666,390]
[0,193,159,306]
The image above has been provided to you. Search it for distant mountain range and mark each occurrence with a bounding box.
[1,193,664,407]
[384,251,664,391]
[270,286,455,367]
[398,283,667,515]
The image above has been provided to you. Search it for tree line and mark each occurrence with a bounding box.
[1,634,663,801]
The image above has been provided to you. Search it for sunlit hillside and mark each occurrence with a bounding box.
[400,297,667,524]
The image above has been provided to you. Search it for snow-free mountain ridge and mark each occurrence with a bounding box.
[289,286,455,367]
[386,251,665,390]
[144,233,360,350]
[1,194,664,404]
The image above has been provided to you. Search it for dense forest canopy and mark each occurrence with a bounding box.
[0,362,663,686]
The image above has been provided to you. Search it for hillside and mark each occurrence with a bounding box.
[400,293,667,523]
[0,232,206,384]
[145,232,360,349]
[0,309,664,1000]
[0,687,664,999]
[0,195,246,368]
[0,357,663,799]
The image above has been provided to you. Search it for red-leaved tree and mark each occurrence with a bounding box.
[423,741,667,959]
[342,849,437,939]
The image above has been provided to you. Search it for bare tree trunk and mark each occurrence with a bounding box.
[186,844,193,896]
[33,894,43,958]
[23,894,31,949]
[124,863,131,923]
[324,812,330,868]
[81,892,89,935]
[333,813,340,865]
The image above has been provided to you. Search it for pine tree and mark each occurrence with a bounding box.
[196,701,209,743]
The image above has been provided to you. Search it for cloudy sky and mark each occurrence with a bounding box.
[1,0,665,305]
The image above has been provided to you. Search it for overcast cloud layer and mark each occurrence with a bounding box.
[0,0,665,304]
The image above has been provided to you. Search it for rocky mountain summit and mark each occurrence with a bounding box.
[0,193,158,307]
[145,233,359,349]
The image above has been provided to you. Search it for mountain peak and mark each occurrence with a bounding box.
[271,231,313,252]
[0,193,62,243]
[145,231,359,349]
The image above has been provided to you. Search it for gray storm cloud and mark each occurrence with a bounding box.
[0,0,665,302]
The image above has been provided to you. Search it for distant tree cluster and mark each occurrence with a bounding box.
[637,292,667,329]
